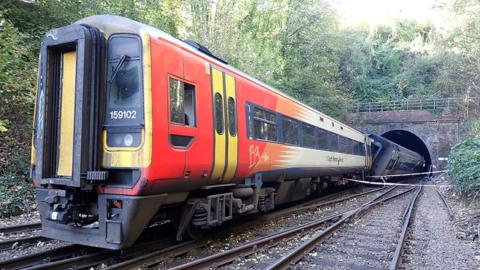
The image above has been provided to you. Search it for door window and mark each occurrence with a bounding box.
[169,78,196,127]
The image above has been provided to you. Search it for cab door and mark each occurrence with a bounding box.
[210,67,238,183]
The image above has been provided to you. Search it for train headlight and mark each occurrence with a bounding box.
[124,134,134,146]
[113,134,123,146]
[106,130,141,148]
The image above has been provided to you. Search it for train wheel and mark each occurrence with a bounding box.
[185,224,206,240]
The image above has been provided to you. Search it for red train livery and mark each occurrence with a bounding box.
[31,15,385,249]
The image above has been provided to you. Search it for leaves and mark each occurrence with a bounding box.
[0,120,9,133]
[0,175,35,218]
[448,137,480,194]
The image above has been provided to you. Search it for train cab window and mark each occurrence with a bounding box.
[317,128,328,150]
[253,107,277,141]
[302,124,316,148]
[169,78,196,127]
[106,34,144,126]
[282,118,299,145]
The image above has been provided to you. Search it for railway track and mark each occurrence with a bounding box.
[124,185,419,270]
[95,186,402,269]
[0,223,41,235]
[435,187,454,220]
[0,235,48,250]
[0,222,48,251]
[1,185,386,269]
[266,186,422,270]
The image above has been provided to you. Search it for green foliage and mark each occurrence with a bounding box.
[337,21,452,103]
[0,17,36,112]
[448,137,480,193]
[465,119,480,138]
[0,120,9,133]
[0,176,35,218]
[0,15,36,180]
[274,0,345,116]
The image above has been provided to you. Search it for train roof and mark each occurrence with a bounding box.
[75,15,364,139]
[369,134,424,159]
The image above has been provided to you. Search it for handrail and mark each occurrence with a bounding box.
[346,96,480,113]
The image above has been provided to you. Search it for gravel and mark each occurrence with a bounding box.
[5,180,478,269]
[0,210,70,263]
[403,185,479,269]
[0,211,39,227]
[292,187,414,270]
[0,239,70,262]
[158,187,387,269]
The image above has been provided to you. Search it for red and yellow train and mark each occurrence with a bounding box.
[30,15,424,249]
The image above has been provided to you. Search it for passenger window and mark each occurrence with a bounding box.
[169,78,196,127]
[338,136,346,153]
[357,142,365,155]
[328,132,338,151]
[317,128,328,150]
[227,97,236,136]
[350,140,359,155]
[215,93,224,134]
[282,118,299,145]
[303,124,316,148]
[253,107,277,141]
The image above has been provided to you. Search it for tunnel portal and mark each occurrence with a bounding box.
[381,130,432,171]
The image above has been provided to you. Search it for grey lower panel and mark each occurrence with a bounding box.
[259,166,365,182]
[36,189,167,249]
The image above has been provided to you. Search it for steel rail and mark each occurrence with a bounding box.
[435,188,454,220]
[0,222,41,234]
[22,249,112,270]
[264,186,386,220]
[265,186,416,270]
[104,241,199,270]
[12,238,172,270]
[0,244,86,270]
[390,186,422,270]
[103,187,392,270]
[170,214,346,270]
[0,187,386,270]
[0,235,48,250]
[157,187,401,270]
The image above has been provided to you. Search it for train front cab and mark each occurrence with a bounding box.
[30,23,165,249]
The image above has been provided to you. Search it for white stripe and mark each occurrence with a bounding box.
[367,170,448,179]
[343,177,453,187]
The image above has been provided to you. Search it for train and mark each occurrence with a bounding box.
[30,15,425,249]
[369,134,426,177]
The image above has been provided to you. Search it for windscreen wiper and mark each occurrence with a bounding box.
[109,54,129,83]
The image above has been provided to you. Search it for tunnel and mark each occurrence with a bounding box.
[381,130,432,171]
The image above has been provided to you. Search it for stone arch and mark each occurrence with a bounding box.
[381,129,432,171]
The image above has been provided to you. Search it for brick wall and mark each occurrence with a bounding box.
[345,111,465,170]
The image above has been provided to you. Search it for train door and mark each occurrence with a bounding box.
[160,40,186,179]
[34,25,104,187]
[180,51,213,181]
[210,67,238,183]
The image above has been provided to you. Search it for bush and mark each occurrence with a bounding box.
[448,138,480,193]
[0,176,35,218]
